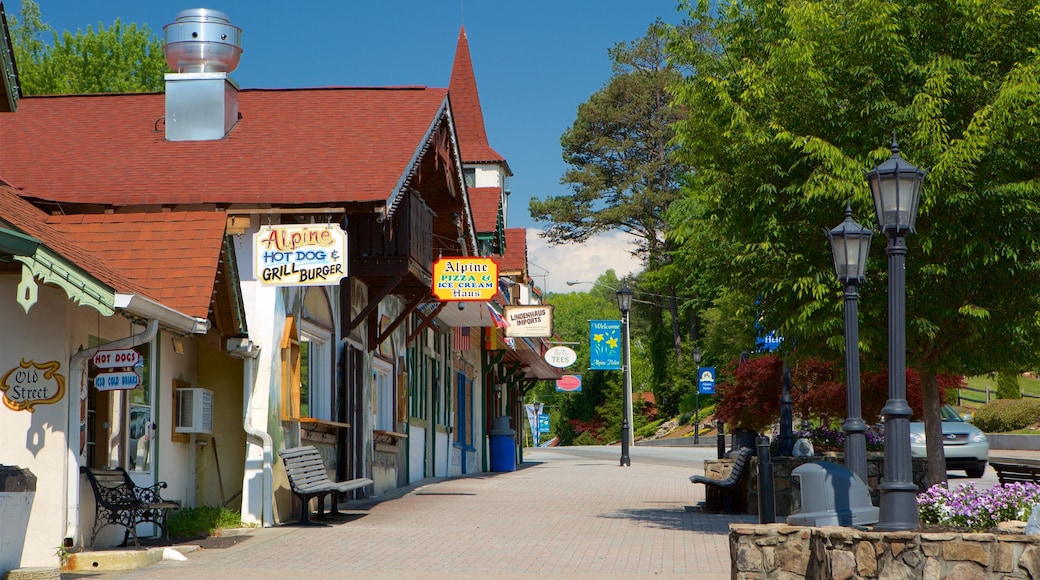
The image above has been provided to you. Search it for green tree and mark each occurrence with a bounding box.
[11,0,167,95]
[531,21,695,404]
[996,372,1022,400]
[531,19,687,266]
[667,0,1040,486]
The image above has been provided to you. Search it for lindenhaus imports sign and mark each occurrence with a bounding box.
[504,305,554,338]
[254,224,347,287]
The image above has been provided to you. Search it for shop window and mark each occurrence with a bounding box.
[373,358,394,431]
[281,293,335,423]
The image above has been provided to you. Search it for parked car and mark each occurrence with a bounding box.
[909,404,988,478]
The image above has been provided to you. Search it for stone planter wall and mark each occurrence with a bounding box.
[703,453,928,517]
[731,523,1040,579]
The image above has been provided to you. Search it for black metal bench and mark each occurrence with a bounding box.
[690,447,754,513]
[80,466,180,549]
[280,445,373,525]
[990,462,1040,485]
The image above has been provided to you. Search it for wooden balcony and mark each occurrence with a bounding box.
[348,189,434,296]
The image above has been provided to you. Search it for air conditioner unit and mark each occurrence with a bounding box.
[175,388,213,434]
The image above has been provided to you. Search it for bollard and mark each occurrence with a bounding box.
[756,436,775,524]
[716,420,726,459]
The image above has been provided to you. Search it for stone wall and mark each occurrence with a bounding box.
[703,453,928,517]
[731,523,1040,579]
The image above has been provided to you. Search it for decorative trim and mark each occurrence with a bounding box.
[15,249,114,315]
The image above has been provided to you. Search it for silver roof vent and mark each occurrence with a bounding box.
[163,8,242,73]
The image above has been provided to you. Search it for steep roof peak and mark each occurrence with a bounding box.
[449,26,505,165]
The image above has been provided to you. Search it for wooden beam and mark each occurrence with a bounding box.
[406,301,446,345]
[347,273,403,333]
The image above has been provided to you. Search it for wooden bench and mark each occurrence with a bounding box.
[280,445,373,525]
[990,462,1040,485]
[80,466,180,549]
[690,447,754,514]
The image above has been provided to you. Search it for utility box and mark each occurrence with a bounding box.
[0,466,36,576]
[787,462,879,527]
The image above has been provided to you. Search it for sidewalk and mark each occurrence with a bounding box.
[64,448,754,579]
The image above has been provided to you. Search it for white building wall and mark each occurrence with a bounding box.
[0,282,74,569]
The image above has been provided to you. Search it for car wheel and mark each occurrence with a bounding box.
[966,463,987,478]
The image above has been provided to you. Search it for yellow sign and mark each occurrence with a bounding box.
[1,360,66,412]
[432,257,498,301]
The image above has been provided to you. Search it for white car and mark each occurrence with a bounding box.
[909,404,989,478]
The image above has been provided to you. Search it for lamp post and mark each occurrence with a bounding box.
[825,203,873,484]
[867,136,926,531]
[693,348,702,445]
[616,284,634,467]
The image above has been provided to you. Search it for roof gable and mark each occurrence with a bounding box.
[499,227,527,273]
[468,186,502,234]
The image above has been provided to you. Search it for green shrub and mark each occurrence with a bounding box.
[997,371,1023,399]
[166,506,247,537]
[972,398,1040,432]
[636,419,666,438]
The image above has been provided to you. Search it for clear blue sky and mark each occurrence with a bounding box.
[7,0,688,232]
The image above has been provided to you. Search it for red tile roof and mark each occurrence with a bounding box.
[499,227,527,272]
[449,27,507,167]
[0,87,450,206]
[47,211,227,319]
[0,182,153,299]
[468,187,501,233]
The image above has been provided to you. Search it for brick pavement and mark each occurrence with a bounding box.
[79,448,756,579]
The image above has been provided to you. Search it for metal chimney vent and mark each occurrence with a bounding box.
[162,8,241,141]
[163,8,242,73]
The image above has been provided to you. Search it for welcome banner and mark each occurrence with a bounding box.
[588,320,622,370]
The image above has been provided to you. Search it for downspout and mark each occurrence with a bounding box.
[65,319,159,545]
[229,338,271,527]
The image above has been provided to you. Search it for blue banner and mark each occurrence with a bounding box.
[697,367,716,395]
[589,320,622,370]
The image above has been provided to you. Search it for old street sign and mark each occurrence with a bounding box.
[254,224,347,287]
[432,257,498,301]
[1,360,66,412]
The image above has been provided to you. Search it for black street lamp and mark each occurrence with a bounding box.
[867,136,927,531]
[825,203,873,484]
[693,347,702,445]
[616,285,634,467]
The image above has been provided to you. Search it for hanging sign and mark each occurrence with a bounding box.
[1,360,66,412]
[544,345,577,368]
[94,371,140,391]
[93,348,141,369]
[504,305,554,338]
[432,257,498,301]
[556,375,582,392]
[589,320,622,370]
[254,224,347,287]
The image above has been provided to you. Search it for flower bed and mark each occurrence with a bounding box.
[918,481,1040,530]
[730,482,1040,578]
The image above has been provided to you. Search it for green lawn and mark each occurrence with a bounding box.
[958,373,1040,409]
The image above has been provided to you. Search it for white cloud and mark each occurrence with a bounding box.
[525,230,642,295]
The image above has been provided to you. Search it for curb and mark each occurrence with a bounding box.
[63,545,198,573]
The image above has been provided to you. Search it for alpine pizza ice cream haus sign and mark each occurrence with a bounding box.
[432,257,498,301]
[254,224,347,286]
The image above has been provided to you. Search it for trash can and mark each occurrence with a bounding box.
[489,416,516,472]
[0,466,37,576]
[786,461,878,527]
